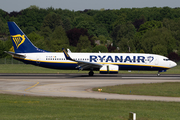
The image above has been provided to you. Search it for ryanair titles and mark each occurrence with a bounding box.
[90,55,154,63]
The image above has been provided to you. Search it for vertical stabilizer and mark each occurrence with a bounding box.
[8,22,48,53]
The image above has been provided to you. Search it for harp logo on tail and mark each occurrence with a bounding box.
[11,34,25,49]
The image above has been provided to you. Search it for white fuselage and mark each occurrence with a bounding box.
[15,52,177,71]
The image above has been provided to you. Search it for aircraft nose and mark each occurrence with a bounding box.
[170,61,177,68]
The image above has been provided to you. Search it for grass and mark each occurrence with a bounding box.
[0,64,180,74]
[93,82,180,97]
[0,94,180,120]
[0,64,180,119]
[0,64,90,74]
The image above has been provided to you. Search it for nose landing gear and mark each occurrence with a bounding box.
[157,70,166,76]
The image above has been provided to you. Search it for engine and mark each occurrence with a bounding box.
[100,64,119,74]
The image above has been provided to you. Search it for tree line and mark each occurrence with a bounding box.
[0,5,180,61]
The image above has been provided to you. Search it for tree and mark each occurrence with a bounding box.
[107,45,116,52]
[72,14,94,28]
[66,28,90,47]
[0,9,8,23]
[160,7,173,19]
[40,26,52,38]
[77,35,91,52]
[0,40,5,57]
[133,32,143,52]
[23,26,36,35]
[49,26,69,51]
[132,16,146,31]
[27,5,39,10]
[17,7,48,31]
[141,27,176,55]
[147,7,162,21]
[51,26,69,45]
[163,18,180,41]
[62,17,72,31]
[138,20,163,34]
[0,19,8,37]
[94,10,117,32]
[168,52,180,62]
[27,32,45,49]
[111,22,136,45]
[49,39,69,52]
[27,32,44,44]
[95,24,109,37]
[117,38,135,53]
[3,38,13,57]
[98,35,107,45]
[42,13,63,31]
[76,21,96,36]
[112,13,127,29]
[92,45,108,53]
[152,45,167,56]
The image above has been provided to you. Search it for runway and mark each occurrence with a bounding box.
[0,73,180,102]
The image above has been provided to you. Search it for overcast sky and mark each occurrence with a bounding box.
[0,0,180,13]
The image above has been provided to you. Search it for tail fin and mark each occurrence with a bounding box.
[8,22,48,53]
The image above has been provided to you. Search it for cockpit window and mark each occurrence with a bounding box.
[163,59,169,61]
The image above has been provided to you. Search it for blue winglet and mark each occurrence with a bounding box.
[62,48,73,61]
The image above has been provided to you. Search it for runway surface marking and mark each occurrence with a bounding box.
[0,74,180,102]
[24,82,39,91]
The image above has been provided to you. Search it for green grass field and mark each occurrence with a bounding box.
[0,64,90,74]
[0,94,180,120]
[0,64,180,119]
[0,64,180,74]
[93,82,180,97]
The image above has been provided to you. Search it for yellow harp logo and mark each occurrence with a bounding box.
[11,34,25,49]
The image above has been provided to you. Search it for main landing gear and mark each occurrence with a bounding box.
[89,70,94,76]
[157,71,161,76]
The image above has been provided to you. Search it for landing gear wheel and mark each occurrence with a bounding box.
[89,71,94,76]
[157,72,161,76]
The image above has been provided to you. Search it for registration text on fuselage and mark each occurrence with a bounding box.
[90,55,154,63]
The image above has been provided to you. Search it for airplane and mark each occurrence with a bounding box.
[5,22,177,76]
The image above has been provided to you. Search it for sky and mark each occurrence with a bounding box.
[0,0,180,13]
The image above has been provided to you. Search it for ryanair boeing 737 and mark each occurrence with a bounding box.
[6,22,177,76]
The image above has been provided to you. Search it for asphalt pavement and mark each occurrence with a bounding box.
[0,73,180,102]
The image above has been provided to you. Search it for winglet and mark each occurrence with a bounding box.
[62,48,74,61]
[67,48,72,53]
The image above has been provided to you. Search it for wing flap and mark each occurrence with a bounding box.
[76,60,102,70]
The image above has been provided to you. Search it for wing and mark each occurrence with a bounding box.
[62,48,102,70]
[75,60,102,70]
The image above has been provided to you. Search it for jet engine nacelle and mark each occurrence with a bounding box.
[100,64,119,74]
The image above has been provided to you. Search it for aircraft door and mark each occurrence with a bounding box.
[36,55,41,64]
[155,56,159,65]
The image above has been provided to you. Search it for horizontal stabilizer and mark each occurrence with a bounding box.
[4,51,26,58]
